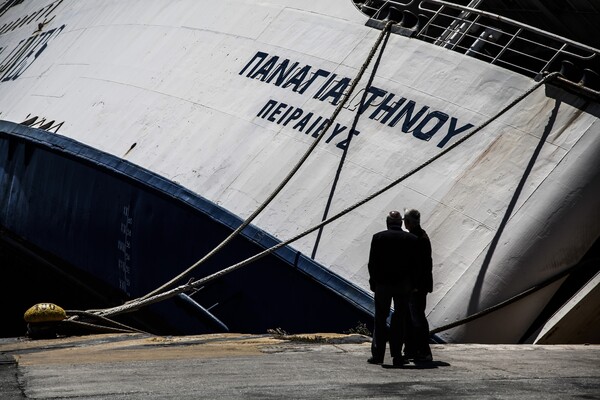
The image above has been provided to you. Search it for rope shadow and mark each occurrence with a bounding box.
[311,25,392,259]
[467,98,562,315]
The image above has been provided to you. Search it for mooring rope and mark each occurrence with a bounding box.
[94,72,560,319]
[66,310,149,334]
[312,20,392,259]
[429,257,593,336]
[60,319,141,334]
[138,21,395,301]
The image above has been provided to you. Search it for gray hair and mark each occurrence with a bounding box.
[404,209,421,225]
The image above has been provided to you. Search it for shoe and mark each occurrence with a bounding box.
[367,357,383,365]
[414,354,433,362]
[392,357,408,366]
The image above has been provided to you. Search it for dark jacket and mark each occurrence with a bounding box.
[411,227,433,293]
[368,226,417,292]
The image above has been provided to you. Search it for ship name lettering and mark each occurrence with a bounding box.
[240,51,475,148]
[257,99,360,150]
[240,51,334,95]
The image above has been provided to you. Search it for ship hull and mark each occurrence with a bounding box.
[1,0,599,342]
[0,120,373,335]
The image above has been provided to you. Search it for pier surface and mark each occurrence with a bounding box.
[1,333,598,399]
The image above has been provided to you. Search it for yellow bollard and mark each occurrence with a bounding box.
[24,303,67,323]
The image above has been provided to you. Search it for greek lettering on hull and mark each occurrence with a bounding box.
[240,51,474,149]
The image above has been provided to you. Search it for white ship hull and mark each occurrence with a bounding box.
[1,0,598,342]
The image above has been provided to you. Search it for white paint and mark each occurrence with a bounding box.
[1,0,598,342]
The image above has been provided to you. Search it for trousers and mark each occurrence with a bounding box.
[405,290,432,358]
[371,285,409,361]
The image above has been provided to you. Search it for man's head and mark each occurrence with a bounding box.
[386,210,403,229]
[403,209,420,231]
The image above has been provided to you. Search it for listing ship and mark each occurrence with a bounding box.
[1,0,598,343]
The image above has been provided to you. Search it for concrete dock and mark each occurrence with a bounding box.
[1,333,598,399]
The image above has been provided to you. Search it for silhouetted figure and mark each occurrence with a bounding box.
[403,209,433,362]
[367,210,417,366]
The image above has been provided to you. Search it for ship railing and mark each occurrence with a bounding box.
[358,0,600,90]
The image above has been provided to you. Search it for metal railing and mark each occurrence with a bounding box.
[357,0,600,83]
[417,0,599,78]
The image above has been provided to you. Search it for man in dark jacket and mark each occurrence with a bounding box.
[403,209,433,362]
[367,210,417,366]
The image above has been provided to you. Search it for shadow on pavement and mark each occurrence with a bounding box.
[382,360,451,370]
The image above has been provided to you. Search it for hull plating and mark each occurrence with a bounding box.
[1,0,599,342]
[0,121,373,334]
